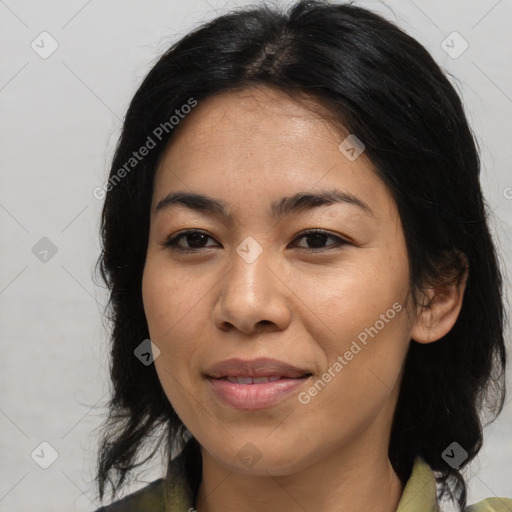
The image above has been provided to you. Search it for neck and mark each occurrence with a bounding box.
[195,439,404,512]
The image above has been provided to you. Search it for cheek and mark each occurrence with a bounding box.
[288,250,410,348]
[142,262,200,422]
[142,257,213,389]
[142,258,204,341]
[288,250,412,411]
[142,264,190,391]
[296,297,409,432]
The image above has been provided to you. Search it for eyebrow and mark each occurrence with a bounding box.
[154,189,374,219]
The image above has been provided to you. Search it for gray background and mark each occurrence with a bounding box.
[1,0,511,511]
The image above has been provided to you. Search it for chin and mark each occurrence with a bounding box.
[203,436,317,476]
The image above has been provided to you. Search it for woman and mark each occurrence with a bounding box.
[93,1,511,511]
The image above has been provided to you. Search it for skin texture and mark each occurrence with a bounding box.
[141,86,467,512]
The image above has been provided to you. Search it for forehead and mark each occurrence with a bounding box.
[161,86,343,155]
[152,86,395,222]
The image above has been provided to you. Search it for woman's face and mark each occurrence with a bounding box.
[142,86,417,475]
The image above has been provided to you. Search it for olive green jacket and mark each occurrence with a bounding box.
[95,442,512,512]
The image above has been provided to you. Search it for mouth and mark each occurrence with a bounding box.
[215,374,312,384]
[205,357,312,380]
[205,358,313,410]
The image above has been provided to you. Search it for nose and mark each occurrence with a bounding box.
[212,244,292,336]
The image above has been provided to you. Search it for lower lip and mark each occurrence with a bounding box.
[208,377,309,410]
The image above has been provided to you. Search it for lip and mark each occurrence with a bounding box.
[205,357,311,379]
[205,358,312,410]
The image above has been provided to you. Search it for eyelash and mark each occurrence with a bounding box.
[163,229,351,253]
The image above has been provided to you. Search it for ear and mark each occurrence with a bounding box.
[411,251,468,344]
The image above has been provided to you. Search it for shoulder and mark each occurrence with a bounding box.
[93,477,166,512]
[465,497,512,512]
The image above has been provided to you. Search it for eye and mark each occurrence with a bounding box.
[291,229,350,251]
[164,230,218,252]
[163,228,350,253]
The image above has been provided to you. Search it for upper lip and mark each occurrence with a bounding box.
[206,358,312,379]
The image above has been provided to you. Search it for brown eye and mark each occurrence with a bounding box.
[164,230,218,251]
[292,229,350,250]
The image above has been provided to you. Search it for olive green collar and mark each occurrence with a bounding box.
[396,455,439,512]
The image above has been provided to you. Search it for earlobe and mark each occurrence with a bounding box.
[411,252,468,344]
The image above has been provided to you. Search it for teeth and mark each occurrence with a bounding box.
[226,376,282,384]
[254,376,280,383]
